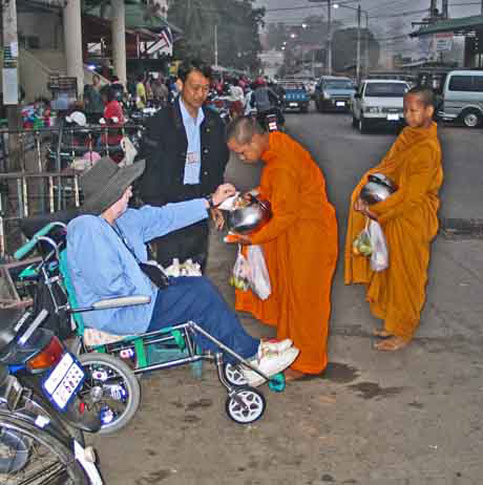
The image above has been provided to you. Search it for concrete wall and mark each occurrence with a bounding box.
[18,12,63,50]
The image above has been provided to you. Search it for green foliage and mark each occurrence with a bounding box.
[168,0,264,73]
[332,27,380,72]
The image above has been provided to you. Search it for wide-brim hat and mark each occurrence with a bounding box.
[80,157,145,214]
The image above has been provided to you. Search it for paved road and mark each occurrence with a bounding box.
[90,107,483,485]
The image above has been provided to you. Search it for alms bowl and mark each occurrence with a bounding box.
[226,196,272,235]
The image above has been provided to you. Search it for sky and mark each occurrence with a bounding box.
[255,0,482,56]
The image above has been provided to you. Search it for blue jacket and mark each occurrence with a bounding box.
[67,200,207,334]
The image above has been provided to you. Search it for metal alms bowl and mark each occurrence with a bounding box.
[359,173,398,205]
[226,196,272,235]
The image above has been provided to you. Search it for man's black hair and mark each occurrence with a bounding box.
[407,86,435,107]
[178,59,213,82]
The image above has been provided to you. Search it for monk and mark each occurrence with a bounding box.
[345,86,443,351]
[226,117,338,379]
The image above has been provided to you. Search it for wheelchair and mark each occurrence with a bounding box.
[13,216,286,432]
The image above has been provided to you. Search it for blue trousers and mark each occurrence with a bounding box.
[148,277,259,362]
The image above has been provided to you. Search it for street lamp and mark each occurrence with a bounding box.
[333,3,369,81]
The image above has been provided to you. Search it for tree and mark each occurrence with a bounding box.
[332,27,380,73]
[168,0,264,73]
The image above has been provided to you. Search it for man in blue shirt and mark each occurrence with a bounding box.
[138,59,229,271]
[67,157,299,386]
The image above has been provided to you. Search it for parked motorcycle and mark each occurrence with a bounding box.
[0,306,103,483]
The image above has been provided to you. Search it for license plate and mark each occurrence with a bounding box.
[43,353,85,411]
[289,102,298,107]
[387,113,399,121]
[336,101,346,107]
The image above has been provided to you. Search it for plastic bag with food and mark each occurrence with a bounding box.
[229,246,250,291]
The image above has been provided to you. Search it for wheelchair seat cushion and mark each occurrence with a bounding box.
[83,327,126,347]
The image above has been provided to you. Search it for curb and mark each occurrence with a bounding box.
[441,218,483,238]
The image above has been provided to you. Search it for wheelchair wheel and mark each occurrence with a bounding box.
[223,363,248,387]
[225,387,266,424]
[78,353,141,435]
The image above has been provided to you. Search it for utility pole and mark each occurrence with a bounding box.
[2,0,21,172]
[356,4,361,82]
[214,24,219,68]
[327,0,332,74]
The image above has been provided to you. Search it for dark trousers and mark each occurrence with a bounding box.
[152,220,209,271]
[148,277,259,362]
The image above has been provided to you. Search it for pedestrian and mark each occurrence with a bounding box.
[101,86,124,163]
[137,58,229,270]
[135,74,147,110]
[83,74,104,123]
[345,86,443,351]
[151,76,169,107]
[67,157,299,386]
[226,117,338,380]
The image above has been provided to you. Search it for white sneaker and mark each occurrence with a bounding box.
[258,338,293,357]
[242,346,300,388]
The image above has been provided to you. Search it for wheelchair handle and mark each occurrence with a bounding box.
[14,222,66,260]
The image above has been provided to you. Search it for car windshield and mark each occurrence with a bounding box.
[325,80,353,90]
[365,83,408,97]
[282,83,305,90]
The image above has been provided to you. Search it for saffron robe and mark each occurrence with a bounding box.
[345,122,443,341]
[236,132,338,374]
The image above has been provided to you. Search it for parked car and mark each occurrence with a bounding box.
[314,76,355,112]
[351,79,410,133]
[278,81,310,113]
[437,70,483,128]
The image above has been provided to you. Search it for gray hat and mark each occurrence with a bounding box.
[80,157,145,214]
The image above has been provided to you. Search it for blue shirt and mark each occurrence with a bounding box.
[66,200,207,335]
[179,97,205,185]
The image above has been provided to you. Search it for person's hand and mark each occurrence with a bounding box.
[354,198,378,220]
[224,233,251,245]
[212,183,237,206]
[211,208,225,230]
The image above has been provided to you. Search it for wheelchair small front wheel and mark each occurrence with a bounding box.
[225,387,266,424]
[223,362,248,387]
[78,353,141,434]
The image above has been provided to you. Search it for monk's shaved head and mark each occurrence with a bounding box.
[406,86,435,107]
[227,116,267,145]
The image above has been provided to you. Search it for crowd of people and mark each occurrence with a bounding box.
[67,58,443,384]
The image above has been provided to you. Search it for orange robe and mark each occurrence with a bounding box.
[345,122,443,341]
[236,132,338,374]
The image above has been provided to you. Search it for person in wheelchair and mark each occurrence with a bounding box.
[67,157,299,386]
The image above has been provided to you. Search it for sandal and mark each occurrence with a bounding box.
[372,328,393,339]
[373,336,408,352]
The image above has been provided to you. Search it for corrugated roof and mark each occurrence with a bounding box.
[411,15,483,37]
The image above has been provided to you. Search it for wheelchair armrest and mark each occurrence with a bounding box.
[91,295,151,310]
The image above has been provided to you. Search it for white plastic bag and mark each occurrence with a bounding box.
[368,220,389,272]
[119,136,138,167]
[230,246,250,291]
[246,245,271,300]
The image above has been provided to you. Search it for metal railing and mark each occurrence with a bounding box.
[0,122,144,256]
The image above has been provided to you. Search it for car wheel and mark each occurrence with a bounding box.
[461,109,481,128]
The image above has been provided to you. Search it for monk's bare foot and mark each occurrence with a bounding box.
[373,336,408,351]
[373,328,393,339]
[284,368,307,381]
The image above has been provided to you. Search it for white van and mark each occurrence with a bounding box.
[438,70,483,127]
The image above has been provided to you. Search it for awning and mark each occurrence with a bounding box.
[411,15,483,37]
